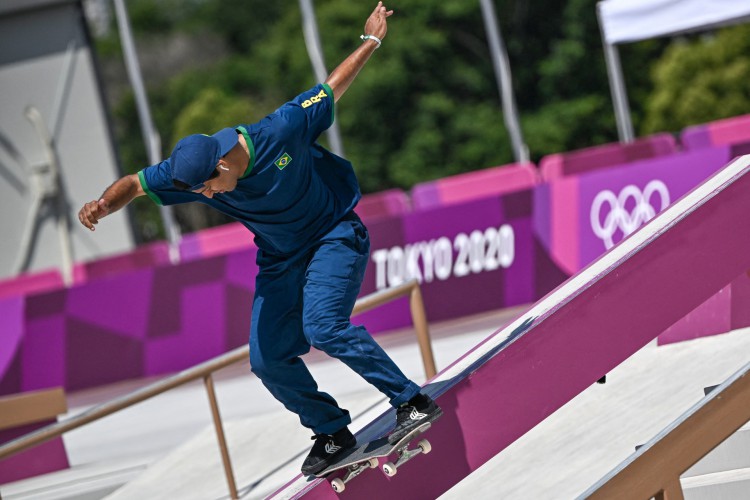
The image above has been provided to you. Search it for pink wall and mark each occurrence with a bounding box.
[411,162,538,210]
[539,133,677,181]
[681,113,750,150]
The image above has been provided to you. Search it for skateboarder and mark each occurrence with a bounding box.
[78,2,441,476]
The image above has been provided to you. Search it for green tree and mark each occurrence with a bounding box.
[99,0,685,240]
[642,24,750,134]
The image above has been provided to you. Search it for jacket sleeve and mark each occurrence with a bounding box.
[138,159,199,206]
[273,83,335,144]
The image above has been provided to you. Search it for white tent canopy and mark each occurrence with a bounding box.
[596,0,750,141]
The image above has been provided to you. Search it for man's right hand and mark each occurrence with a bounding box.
[78,199,110,231]
[78,174,144,232]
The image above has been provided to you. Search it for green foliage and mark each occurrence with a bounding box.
[171,88,257,143]
[99,0,749,240]
[643,24,750,134]
[523,95,615,159]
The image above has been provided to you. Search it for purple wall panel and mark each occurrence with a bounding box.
[66,317,144,390]
[539,133,677,181]
[578,147,731,268]
[225,248,257,289]
[280,156,750,500]
[0,271,63,301]
[681,113,750,150]
[681,124,712,150]
[74,242,170,282]
[0,297,24,382]
[1,252,258,394]
[0,421,69,483]
[22,316,66,392]
[409,183,441,211]
[549,177,580,275]
[400,194,535,321]
[146,283,227,374]
[66,270,154,340]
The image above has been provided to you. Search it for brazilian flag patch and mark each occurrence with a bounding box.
[274,153,292,170]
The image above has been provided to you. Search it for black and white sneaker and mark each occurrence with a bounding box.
[388,393,443,444]
[301,427,356,476]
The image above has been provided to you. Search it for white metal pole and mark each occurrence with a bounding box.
[298,0,345,157]
[479,0,529,163]
[113,0,181,263]
[597,3,634,143]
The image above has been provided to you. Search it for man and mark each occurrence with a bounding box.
[78,2,441,476]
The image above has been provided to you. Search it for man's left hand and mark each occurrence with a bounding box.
[364,1,394,41]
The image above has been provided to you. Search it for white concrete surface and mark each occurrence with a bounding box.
[440,327,750,500]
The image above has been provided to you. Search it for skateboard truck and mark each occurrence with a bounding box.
[382,438,432,476]
[330,458,379,493]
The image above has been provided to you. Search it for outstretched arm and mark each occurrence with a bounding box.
[324,1,393,102]
[78,174,144,231]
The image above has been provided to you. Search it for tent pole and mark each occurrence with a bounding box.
[479,0,529,163]
[597,4,634,144]
[298,0,345,158]
[603,42,634,143]
[113,0,182,263]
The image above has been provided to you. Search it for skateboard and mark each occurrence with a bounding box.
[314,422,433,493]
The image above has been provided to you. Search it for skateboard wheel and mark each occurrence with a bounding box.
[418,439,432,454]
[331,478,345,493]
[383,462,397,477]
[367,458,379,468]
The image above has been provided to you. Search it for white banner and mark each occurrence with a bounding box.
[598,0,750,45]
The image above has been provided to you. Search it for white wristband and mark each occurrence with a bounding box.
[360,34,382,48]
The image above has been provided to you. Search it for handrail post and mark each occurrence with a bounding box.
[204,374,238,500]
[656,478,684,500]
[409,282,437,379]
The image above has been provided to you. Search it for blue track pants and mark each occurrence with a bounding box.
[249,213,420,435]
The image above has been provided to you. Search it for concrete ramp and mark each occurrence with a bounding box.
[271,154,750,499]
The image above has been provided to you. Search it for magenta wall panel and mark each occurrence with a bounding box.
[178,222,255,262]
[539,132,677,181]
[0,252,258,394]
[681,113,750,150]
[0,270,63,301]
[270,156,750,500]
[535,146,733,275]
[0,420,69,484]
[411,163,538,211]
[354,189,411,222]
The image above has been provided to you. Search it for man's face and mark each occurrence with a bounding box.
[192,163,238,198]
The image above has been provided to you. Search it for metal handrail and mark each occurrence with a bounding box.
[581,362,750,500]
[0,279,435,499]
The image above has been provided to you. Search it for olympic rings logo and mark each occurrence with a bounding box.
[590,180,671,250]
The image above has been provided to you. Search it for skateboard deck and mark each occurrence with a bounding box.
[314,422,433,493]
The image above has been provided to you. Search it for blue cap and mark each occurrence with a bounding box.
[169,128,239,189]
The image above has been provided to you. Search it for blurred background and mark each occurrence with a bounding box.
[83,0,750,238]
